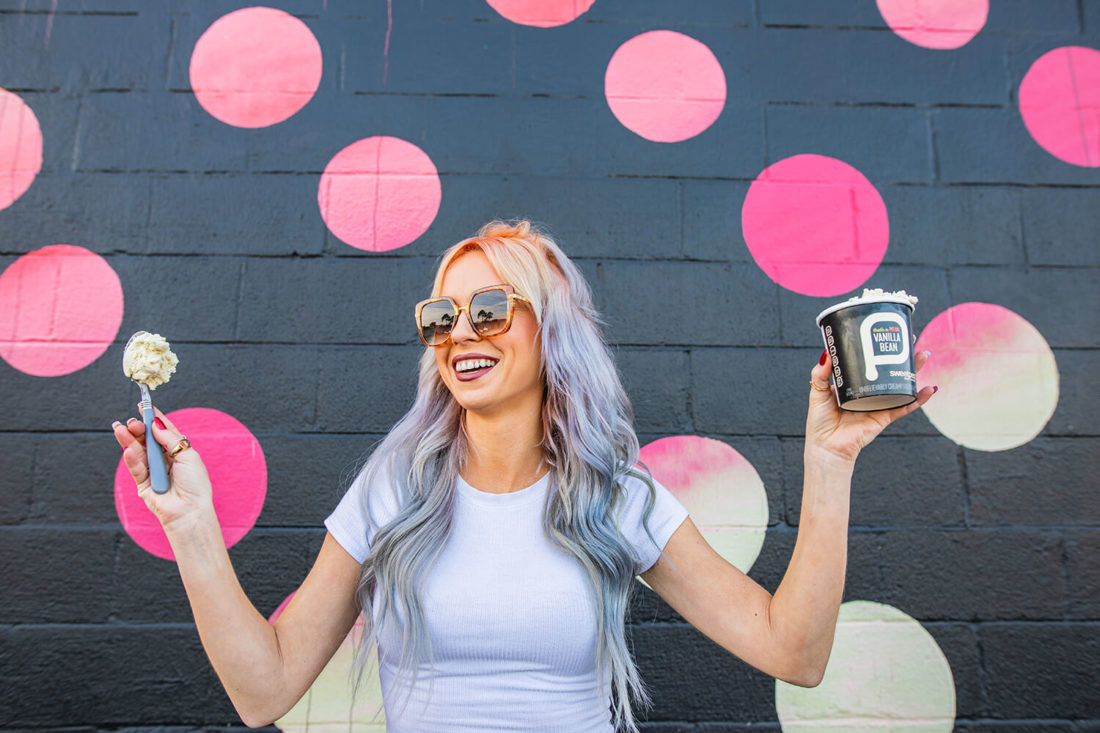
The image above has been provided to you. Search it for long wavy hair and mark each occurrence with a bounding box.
[352,220,658,731]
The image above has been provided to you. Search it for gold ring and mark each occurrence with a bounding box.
[168,437,191,457]
[809,380,831,392]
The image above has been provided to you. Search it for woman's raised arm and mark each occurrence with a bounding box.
[112,411,361,727]
[642,351,935,686]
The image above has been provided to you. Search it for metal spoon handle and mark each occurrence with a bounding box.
[140,385,170,494]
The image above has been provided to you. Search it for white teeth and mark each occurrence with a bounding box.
[455,358,497,373]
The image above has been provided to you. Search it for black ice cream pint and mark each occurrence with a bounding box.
[815,290,919,412]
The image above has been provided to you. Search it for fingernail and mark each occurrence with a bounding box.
[126,417,139,425]
[819,350,828,366]
[932,385,939,394]
[111,421,122,429]
[154,417,166,430]
[923,350,932,358]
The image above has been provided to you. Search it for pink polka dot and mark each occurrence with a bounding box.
[318,136,442,252]
[604,30,726,143]
[876,0,988,50]
[1019,46,1100,167]
[270,592,294,622]
[189,7,322,128]
[741,154,889,297]
[0,245,123,377]
[0,89,43,211]
[640,436,769,573]
[114,408,267,561]
[916,303,1058,451]
[485,0,595,27]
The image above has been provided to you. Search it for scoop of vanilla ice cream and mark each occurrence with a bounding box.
[860,287,919,306]
[123,332,178,389]
[842,288,919,307]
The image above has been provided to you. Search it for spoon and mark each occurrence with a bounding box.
[123,331,170,494]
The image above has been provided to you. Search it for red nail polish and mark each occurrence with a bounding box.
[819,350,828,366]
[932,385,939,394]
[154,417,166,430]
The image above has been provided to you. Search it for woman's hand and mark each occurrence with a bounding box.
[112,407,215,536]
[806,350,936,465]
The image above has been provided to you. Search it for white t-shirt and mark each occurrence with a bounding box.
[325,466,689,733]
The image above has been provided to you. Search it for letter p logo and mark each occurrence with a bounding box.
[859,312,910,381]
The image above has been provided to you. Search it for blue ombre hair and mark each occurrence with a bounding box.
[352,220,659,731]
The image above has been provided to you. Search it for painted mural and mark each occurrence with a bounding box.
[1,0,1095,729]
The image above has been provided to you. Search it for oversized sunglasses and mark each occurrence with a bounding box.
[415,284,532,347]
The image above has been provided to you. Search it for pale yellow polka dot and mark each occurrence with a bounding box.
[775,601,955,731]
[277,617,385,732]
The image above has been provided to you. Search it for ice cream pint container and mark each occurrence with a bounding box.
[815,289,919,412]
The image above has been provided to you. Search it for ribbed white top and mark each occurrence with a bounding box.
[326,469,688,732]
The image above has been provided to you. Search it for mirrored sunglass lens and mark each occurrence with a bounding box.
[470,289,510,335]
[420,300,456,344]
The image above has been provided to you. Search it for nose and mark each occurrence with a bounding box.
[449,305,481,344]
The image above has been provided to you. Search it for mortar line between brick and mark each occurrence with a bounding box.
[1060,531,1072,622]
[761,103,770,167]
[0,622,202,631]
[510,26,517,90]
[142,176,153,240]
[684,348,695,433]
[0,8,137,15]
[163,17,176,91]
[311,344,323,429]
[1002,38,1017,107]
[958,445,971,529]
[338,42,346,92]
[1017,188,1031,266]
[13,250,1097,269]
[232,260,246,341]
[974,620,992,714]
[929,108,941,183]
[24,436,37,524]
[20,249,1100,269]
[677,180,685,258]
[68,96,84,173]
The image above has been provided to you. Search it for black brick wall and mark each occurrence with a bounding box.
[1,0,1098,730]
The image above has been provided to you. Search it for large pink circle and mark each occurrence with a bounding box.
[189,7,322,128]
[604,30,726,143]
[741,154,889,297]
[0,245,123,377]
[1019,46,1100,167]
[318,136,442,252]
[916,303,1059,451]
[114,408,267,561]
[876,0,988,50]
[485,0,595,27]
[0,89,43,211]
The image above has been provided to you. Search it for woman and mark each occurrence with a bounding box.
[112,220,935,732]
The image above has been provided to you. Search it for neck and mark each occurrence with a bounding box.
[461,402,546,494]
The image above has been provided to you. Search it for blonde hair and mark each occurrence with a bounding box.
[356,220,658,731]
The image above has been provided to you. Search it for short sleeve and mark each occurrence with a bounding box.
[615,473,689,575]
[324,459,404,565]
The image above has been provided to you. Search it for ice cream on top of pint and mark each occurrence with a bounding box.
[123,332,178,389]
[846,288,919,307]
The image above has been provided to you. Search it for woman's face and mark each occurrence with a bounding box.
[433,250,544,419]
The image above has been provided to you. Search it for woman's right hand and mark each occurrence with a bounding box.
[112,408,215,536]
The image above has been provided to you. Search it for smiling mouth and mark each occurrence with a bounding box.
[454,357,498,381]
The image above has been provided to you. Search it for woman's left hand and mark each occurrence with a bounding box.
[806,350,936,465]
